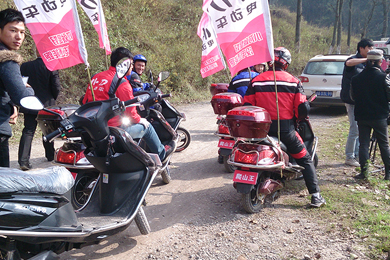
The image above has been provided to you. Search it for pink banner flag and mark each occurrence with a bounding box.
[197,12,226,78]
[203,0,274,76]
[14,0,89,71]
[77,0,111,55]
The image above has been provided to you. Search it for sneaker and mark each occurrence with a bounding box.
[20,163,32,171]
[310,194,326,208]
[162,141,176,163]
[345,158,360,167]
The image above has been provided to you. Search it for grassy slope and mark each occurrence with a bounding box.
[1,1,360,104]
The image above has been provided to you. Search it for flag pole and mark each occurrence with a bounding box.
[86,67,95,101]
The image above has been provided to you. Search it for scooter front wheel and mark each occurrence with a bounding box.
[242,186,265,213]
[175,127,191,152]
[135,206,151,235]
[72,171,98,210]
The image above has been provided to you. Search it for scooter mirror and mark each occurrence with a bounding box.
[20,96,44,111]
[158,71,170,82]
[116,58,132,79]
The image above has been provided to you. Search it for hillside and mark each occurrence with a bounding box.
[1,1,360,103]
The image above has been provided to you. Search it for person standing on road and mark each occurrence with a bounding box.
[0,8,34,167]
[244,47,326,208]
[18,47,61,170]
[350,49,390,180]
[340,38,374,167]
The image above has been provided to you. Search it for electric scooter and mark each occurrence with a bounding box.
[226,94,319,213]
[0,58,159,259]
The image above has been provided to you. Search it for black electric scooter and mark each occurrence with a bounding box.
[0,58,160,259]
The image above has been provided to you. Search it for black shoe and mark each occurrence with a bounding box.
[310,194,326,208]
[354,173,366,180]
[20,163,32,171]
[295,174,304,181]
[385,173,390,181]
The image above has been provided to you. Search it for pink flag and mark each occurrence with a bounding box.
[203,0,274,76]
[14,0,89,71]
[77,0,111,55]
[197,12,226,78]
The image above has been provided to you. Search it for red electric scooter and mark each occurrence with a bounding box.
[226,94,318,213]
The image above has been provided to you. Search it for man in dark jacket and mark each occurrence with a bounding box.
[351,49,390,180]
[0,8,34,167]
[340,38,374,167]
[18,48,61,170]
[244,47,326,208]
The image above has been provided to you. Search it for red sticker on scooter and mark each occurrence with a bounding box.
[233,170,258,185]
[218,139,235,149]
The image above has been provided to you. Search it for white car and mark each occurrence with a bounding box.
[298,54,351,107]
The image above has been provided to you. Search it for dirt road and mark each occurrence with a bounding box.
[9,102,369,260]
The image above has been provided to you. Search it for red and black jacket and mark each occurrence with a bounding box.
[244,69,309,133]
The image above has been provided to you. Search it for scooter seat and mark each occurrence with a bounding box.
[260,136,288,152]
[0,166,74,194]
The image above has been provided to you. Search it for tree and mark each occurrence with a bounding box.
[336,0,344,53]
[360,0,378,39]
[329,0,342,54]
[381,0,390,39]
[295,0,302,52]
[347,0,353,54]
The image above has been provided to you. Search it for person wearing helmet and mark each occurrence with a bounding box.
[127,54,151,92]
[244,47,326,208]
[253,62,268,74]
[228,67,259,97]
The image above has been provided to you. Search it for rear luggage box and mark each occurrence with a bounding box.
[209,83,229,96]
[226,106,272,139]
[211,93,243,115]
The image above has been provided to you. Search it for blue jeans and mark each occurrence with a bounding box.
[125,123,165,160]
[345,103,359,160]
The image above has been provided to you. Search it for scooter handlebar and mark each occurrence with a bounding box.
[161,93,171,99]
[124,97,140,107]
[43,128,62,142]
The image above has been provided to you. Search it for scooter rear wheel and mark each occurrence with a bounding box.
[175,127,191,152]
[223,155,236,173]
[135,206,151,235]
[242,186,265,213]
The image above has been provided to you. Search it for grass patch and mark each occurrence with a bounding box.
[297,115,390,259]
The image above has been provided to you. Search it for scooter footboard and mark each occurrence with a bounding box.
[98,169,148,215]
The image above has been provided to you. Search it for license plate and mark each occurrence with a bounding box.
[315,91,333,97]
[218,139,235,149]
[233,170,258,185]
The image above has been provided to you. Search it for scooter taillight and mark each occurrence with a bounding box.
[218,123,230,135]
[56,149,85,165]
[233,144,277,165]
[234,150,258,165]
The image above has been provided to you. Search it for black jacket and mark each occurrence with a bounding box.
[351,65,390,121]
[20,57,61,114]
[0,43,34,136]
[340,53,365,104]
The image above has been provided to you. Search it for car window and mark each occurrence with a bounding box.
[304,61,345,75]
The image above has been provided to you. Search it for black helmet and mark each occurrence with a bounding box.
[274,47,291,69]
